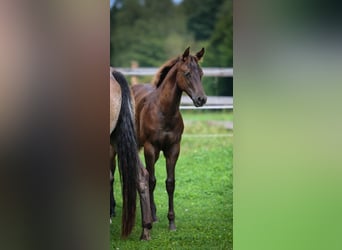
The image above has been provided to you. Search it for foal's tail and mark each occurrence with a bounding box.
[111,70,137,238]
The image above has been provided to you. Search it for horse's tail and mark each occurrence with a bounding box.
[111,70,137,238]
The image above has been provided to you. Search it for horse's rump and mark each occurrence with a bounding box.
[110,74,121,134]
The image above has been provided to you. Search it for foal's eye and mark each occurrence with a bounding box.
[184,72,191,78]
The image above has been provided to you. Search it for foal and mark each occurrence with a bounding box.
[131,47,206,230]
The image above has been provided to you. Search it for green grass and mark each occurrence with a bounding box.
[110,110,233,249]
[181,109,233,122]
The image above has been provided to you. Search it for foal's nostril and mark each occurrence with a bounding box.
[196,96,207,106]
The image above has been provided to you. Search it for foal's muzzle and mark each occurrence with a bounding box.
[193,95,207,107]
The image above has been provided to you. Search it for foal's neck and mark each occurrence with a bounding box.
[156,66,182,116]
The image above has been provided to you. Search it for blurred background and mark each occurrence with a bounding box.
[3,1,341,249]
[110,0,233,96]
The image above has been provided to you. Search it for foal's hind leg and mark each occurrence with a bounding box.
[110,145,116,219]
[144,142,160,222]
[137,159,152,240]
[164,143,180,231]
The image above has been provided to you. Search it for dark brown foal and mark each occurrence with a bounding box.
[132,47,206,230]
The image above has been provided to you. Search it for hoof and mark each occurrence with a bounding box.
[169,222,176,231]
[140,228,151,241]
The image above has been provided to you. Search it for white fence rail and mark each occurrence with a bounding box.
[115,67,233,77]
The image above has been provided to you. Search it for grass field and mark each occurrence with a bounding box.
[110,110,233,249]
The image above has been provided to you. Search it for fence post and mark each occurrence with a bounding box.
[131,60,138,85]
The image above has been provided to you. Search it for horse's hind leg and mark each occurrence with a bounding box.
[137,159,152,240]
[110,145,116,219]
[144,142,160,222]
[164,143,180,231]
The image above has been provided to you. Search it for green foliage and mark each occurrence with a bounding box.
[110,111,233,249]
[204,0,233,68]
[183,0,225,41]
[202,0,233,96]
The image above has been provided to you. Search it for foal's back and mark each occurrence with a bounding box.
[131,84,155,110]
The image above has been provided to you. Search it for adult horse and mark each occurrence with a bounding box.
[131,47,206,231]
[110,68,152,240]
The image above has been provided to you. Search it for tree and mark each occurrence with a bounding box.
[202,0,233,96]
[182,0,225,41]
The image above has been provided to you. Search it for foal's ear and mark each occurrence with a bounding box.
[182,47,190,61]
[196,48,205,60]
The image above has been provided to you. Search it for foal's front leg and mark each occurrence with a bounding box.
[164,143,180,231]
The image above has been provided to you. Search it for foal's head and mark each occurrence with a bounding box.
[175,47,207,107]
